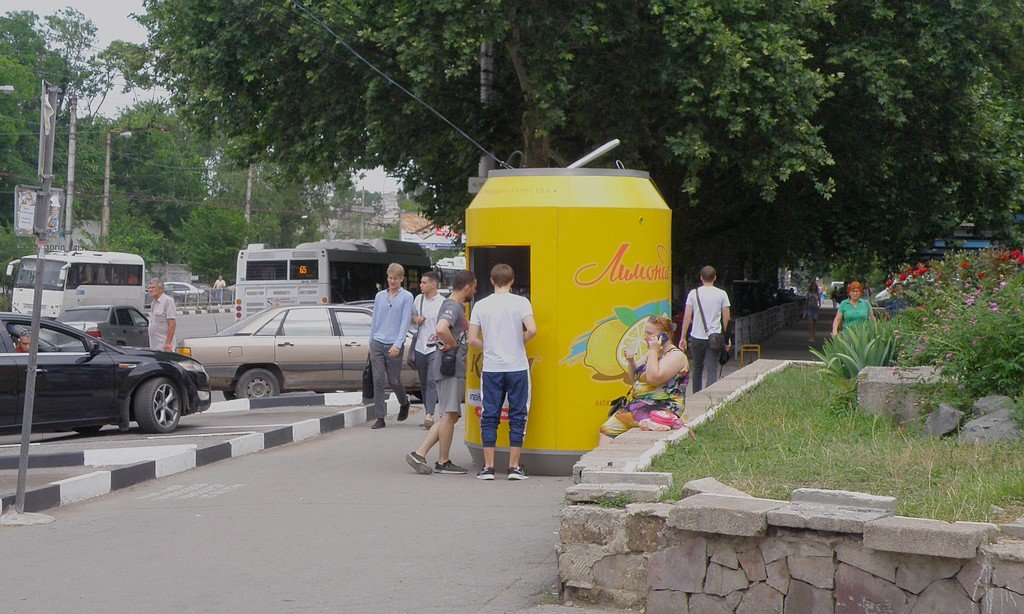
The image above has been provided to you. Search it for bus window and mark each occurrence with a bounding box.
[405,268,421,292]
[289,260,319,280]
[246,260,288,281]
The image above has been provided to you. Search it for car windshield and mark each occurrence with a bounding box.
[216,312,269,336]
[57,308,109,322]
[14,258,65,291]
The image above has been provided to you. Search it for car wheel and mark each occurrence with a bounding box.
[222,390,238,401]
[74,425,103,435]
[235,368,280,399]
[134,377,182,434]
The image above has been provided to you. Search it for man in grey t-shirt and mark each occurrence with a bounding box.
[148,279,178,351]
[406,271,477,475]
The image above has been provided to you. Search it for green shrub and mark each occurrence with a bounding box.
[891,248,1024,399]
[810,319,898,383]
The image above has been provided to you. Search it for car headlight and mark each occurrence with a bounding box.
[177,345,192,357]
[179,360,206,375]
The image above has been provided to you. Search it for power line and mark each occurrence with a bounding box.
[290,0,508,169]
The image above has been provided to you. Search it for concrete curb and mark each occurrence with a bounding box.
[1,401,381,515]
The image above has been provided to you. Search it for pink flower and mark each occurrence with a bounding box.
[990,302,999,312]
[945,353,954,361]
[966,296,975,306]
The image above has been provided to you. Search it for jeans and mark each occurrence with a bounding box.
[480,370,531,448]
[688,335,720,393]
[370,339,409,419]
[413,349,438,415]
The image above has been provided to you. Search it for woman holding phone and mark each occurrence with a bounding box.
[599,316,690,441]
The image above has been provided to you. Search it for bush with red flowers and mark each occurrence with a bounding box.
[891,248,1024,399]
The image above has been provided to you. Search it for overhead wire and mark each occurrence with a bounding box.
[290,0,508,169]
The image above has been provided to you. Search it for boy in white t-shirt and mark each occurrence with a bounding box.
[468,264,538,481]
[411,271,446,427]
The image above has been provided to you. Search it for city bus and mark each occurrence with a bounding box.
[234,238,432,319]
[6,251,146,318]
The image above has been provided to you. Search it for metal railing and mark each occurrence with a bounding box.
[145,288,236,310]
[733,302,802,349]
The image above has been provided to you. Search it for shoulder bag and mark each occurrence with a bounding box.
[695,288,725,351]
[406,294,425,369]
[361,355,374,402]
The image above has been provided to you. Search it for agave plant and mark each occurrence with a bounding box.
[809,320,898,383]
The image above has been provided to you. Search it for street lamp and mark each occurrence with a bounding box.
[101,126,170,239]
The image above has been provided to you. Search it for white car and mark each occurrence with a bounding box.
[164,281,202,300]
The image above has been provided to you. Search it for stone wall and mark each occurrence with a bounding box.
[559,490,1024,613]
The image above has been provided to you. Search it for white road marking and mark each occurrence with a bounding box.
[137,483,245,501]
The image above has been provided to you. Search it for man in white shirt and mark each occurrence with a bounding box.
[680,266,731,392]
[411,271,446,428]
[148,279,178,351]
[468,264,537,481]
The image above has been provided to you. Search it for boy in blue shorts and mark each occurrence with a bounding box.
[467,264,538,480]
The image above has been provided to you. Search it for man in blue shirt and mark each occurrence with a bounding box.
[369,263,415,429]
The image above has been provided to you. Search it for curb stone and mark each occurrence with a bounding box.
[1,399,382,515]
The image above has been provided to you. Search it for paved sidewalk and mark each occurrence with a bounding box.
[0,409,573,613]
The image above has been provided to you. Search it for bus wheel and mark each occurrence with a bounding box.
[236,368,280,399]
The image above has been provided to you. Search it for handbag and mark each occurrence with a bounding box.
[406,295,425,369]
[361,356,374,402]
[695,287,725,351]
[439,344,459,377]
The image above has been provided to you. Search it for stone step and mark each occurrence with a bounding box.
[564,482,667,504]
[580,470,673,487]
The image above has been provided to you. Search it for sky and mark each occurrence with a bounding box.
[4,0,401,192]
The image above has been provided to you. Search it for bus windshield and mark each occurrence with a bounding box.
[14,258,65,291]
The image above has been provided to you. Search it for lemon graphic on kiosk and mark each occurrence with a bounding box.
[573,300,672,379]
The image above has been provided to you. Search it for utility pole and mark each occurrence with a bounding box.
[244,163,254,222]
[101,128,114,240]
[477,42,496,179]
[4,81,60,523]
[64,95,77,251]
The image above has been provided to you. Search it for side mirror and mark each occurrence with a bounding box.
[59,264,70,282]
[4,260,15,277]
[89,341,103,357]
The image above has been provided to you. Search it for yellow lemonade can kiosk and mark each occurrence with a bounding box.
[464,168,672,475]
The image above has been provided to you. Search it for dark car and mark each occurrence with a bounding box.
[1,314,211,434]
[56,305,149,347]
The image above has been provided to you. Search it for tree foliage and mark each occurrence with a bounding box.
[142,0,1024,280]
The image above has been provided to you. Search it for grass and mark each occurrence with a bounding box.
[651,367,1024,522]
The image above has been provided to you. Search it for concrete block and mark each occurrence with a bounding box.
[559,505,625,547]
[564,483,666,504]
[857,366,940,423]
[291,418,321,441]
[557,543,606,589]
[581,470,672,486]
[684,476,752,499]
[55,471,111,505]
[154,449,196,478]
[864,516,998,559]
[229,432,265,457]
[624,503,672,553]
[668,493,785,537]
[983,541,1024,563]
[791,488,896,512]
[998,520,1024,540]
[768,502,892,533]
